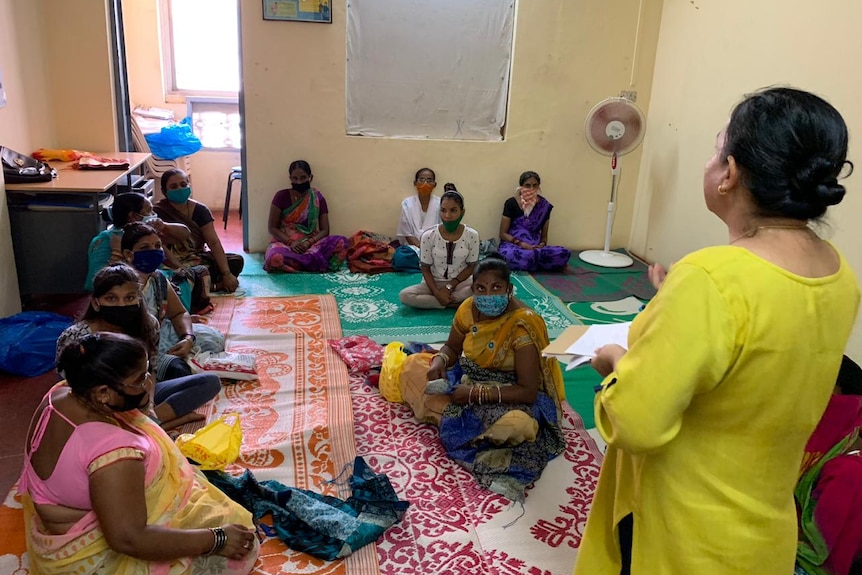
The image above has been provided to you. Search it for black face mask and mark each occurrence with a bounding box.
[106,387,149,412]
[292,181,311,193]
[98,304,141,329]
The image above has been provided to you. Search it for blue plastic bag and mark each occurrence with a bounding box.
[0,311,73,377]
[144,117,202,160]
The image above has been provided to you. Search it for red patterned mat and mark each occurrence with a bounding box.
[351,375,603,574]
[0,295,601,575]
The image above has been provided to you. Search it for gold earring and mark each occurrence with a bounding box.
[717,185,727,195]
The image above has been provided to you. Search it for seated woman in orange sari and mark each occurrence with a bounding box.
[21,333,258,574]
[264,160,348,273]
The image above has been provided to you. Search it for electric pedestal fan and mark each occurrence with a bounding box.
[579,96,646,268]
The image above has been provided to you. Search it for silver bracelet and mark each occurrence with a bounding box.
[205,527,227,556]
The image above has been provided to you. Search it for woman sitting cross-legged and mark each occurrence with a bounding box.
[56,264,221,431]
[400,253,566,502]
[498,170,571,271]
[22,332,258,574]
[154,169,244,293]
[264,159,348,273]
[399,188,480,309]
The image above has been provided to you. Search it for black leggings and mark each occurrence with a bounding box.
[619,513,633,575]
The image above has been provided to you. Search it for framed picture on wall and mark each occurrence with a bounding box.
[263,0,331,23]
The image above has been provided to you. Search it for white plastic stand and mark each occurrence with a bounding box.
[578,248,633,268]
[578,152,634,268]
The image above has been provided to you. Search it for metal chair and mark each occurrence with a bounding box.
[223,165,243,229]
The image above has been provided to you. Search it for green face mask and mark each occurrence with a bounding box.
[442,216,463,233]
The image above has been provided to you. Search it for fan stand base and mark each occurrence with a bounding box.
[578,249,634,268]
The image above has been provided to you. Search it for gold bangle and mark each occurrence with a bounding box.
[432,352,450,367]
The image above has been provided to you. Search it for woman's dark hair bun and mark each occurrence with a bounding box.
[724,87,850,221]
[791,156,846,208]
[813,182,846,207]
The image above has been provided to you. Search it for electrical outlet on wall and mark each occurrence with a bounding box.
[620,90,637,102]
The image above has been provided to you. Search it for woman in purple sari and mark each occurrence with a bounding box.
[498,171,571,272]
[264,160,348,273]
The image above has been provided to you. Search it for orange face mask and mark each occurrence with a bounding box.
[416,183,435,196]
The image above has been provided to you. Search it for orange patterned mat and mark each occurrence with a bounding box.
[0,295,376,575]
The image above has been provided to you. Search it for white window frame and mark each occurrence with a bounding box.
[158,0,240,100]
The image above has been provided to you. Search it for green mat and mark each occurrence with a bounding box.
[230,254,656,429]
[560,296,646,428]
[233,255,578,344]
[566,296,645,324]
[232,253,608,425]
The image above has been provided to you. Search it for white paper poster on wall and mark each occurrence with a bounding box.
[345,0,514,141]
[0,67,6,108]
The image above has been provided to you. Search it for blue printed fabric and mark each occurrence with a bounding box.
[204,456,409,560]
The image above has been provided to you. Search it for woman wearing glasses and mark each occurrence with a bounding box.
[396,167,442,251]
[399,188,480,309]
[23,332,258,574]
[56,263,220,431]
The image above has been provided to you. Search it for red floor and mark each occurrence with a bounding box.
[0,210,244,496]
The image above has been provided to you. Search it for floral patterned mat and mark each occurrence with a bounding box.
[236,260,578,343]
[352,373,603,574]
[2,295,601,575]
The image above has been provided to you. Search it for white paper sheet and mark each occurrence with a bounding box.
[561,323,632,371]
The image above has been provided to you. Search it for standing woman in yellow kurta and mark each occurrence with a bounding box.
[575,87,860,575]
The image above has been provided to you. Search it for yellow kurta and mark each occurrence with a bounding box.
[574,245,860,575]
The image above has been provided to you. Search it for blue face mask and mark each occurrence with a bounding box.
[474,294,509,317]
[132,249,165,274]
[166,186,192,204]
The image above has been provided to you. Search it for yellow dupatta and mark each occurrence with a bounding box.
[23,410,255,575]
[455,298,565,403]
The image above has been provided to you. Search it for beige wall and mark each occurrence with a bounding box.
[0,0,55,317]
[39,1,117,151]
[631,0,862,357]
[0,0,118,315]
[241,0,664,252]
[123,0,241,209]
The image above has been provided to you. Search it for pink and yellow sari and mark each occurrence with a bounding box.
[23,408,258,575]
[263,189,347,273]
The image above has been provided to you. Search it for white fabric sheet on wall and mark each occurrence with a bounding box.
[346,0,515,141]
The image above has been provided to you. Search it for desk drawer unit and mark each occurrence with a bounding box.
[7,192,110,296]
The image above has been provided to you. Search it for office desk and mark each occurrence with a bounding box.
[5,152,151,299]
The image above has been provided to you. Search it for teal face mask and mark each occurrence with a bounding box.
[474,293,509,317]
[442,215,464,233]
[166,186,192,204]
